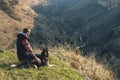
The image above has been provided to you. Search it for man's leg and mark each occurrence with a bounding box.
[34,53,41,59]
[26,53,42,66]
[26,53,41,60]
[34,53,48,66]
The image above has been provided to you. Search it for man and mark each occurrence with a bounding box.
[16,28,41,65]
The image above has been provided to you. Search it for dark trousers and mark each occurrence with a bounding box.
[26,53,48,66]
[26,53,41,61]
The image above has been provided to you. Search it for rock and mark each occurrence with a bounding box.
[10,64,17,68]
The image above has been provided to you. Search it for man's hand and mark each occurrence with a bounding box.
[36,57,41,64]
[29,52,41,64]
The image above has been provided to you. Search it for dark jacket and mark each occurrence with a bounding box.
[16,32,29,61]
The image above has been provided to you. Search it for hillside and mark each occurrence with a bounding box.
[29,0,120,78]
[1,0,120,59]
[2,0,120,57]
[0,48,117,80]
[19,0,48,6]
[0,0,36,50]
[0,49,83,80]
[0,0,120,79]
[31,0,120,58]
[0,10,19,50]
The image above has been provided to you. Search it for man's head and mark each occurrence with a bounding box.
[23,28,31,37]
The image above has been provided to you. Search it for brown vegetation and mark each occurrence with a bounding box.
[50,47,118,80]
[0,0,37,50]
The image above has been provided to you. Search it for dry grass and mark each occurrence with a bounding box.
[0,10,20,50]
[19,0,48,6]
[50,47,118,80]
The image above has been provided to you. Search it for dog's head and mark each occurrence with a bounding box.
[41,47,49,57]
[42,48,48,52]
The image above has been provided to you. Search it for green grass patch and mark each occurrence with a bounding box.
[0,50,84,80]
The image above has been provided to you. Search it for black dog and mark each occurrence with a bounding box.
[17,48,49,68]
[40,47,49,66]
[30,47,49,67]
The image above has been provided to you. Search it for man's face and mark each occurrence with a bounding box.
[26,30,31,37]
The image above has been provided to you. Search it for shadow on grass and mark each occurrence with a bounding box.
[0,62,26,70]
[0,63,12,70]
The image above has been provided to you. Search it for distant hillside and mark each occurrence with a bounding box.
[31,0,120,58]
[29,1,120,78]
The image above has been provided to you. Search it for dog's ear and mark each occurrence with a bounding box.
[45,48,48,51]
[42,48,45,50]
[42,47,48,51]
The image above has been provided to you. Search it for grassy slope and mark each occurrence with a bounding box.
[50,47,117,80]
[0,47,118,80]
[0,50,83,80]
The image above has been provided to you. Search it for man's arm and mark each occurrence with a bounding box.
[22,39,33,53]
[22,40,41,64]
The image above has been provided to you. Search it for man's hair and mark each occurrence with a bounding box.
[23,28,30,33]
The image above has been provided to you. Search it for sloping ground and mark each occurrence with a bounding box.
[50,47,118,80]
[0,50,83,80]
[0,10,20,50]
[0,48,118,80]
